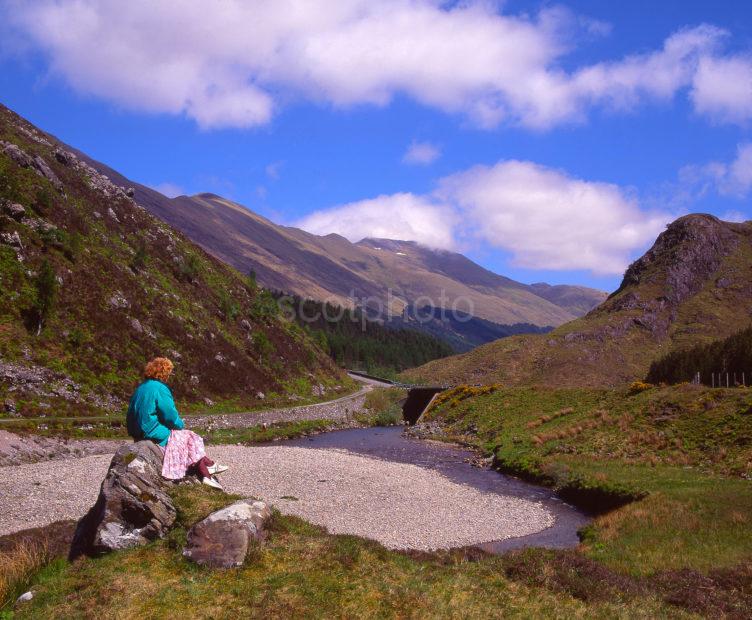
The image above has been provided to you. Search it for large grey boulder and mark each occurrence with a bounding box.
[183,499,271,568]
[71,441,176,557]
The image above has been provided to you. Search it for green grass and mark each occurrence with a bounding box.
[420,384,752,576]
[9,486,684,619]
[204,419,344,445]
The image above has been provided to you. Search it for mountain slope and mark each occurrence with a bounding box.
[53,153,605,330]
[0,104,344,419]
[403,214,752,387]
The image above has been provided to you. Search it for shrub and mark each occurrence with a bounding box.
[246,268,258,292]
[62,231,82,262]
[629,381,654,395]
[373,405,401,426]
[40,226,65,250]
[176,253,201,282]
[0,158,22,203]
[250,289,279,321]
[218,290,240,322]
[251,331,274,358]
[26,259,57,335]
[129,241,148,273]
[34,187,53,215]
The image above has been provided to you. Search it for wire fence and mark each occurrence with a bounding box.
[691,371,750,387]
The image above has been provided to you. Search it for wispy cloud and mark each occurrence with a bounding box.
[4,2,751,129]
[265,161,282,180]
[151,182,184,198]
[402,141,441,165]
[680,142,752,199]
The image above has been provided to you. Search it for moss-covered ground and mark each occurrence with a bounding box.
[418,384,752,580]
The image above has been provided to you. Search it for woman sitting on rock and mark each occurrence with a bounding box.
[127,357,227,490]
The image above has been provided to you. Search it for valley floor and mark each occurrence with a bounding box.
[0,443,553,549]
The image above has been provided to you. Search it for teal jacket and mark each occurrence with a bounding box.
[126,379,184,446]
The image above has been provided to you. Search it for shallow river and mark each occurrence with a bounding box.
[284,426,590,553]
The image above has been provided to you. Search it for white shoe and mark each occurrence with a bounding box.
[208,464,229,475]
[201,476,224,491]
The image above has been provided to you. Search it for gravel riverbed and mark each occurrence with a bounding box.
[1,444,554,550]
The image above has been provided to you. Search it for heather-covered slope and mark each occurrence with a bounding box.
[0,105,345,418]
[403,214,752,387]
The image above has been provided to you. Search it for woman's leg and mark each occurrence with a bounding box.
[195,456,212,478]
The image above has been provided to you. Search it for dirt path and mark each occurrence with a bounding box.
[185,374,380,430]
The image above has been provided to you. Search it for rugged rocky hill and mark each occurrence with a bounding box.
[403,214,752,387]
[57,154,605,333]
[0,105,345,419]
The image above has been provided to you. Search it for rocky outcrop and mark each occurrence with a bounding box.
[71,441,176,556]
[0,140,62,191]
[183,499,271,568]
[614,214,740,306]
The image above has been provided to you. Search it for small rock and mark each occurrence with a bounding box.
[125,187,135,197]
[130,318,144,334]
[4,398,16,414]
[108,292,130,309]
[2,202,25,220]
[107,207,120,222]
[190,375,200,385]
[183,500,271,569]
[240,319,252,331]
[203,397,214,407]
[1,230,23,250]
[54,149,72,165]
[214,353,225,363]
[256,391,265,400]
[16,591,33,604]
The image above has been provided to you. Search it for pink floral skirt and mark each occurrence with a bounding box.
[161,430,206,480]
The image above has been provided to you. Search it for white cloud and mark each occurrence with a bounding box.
[437,161,669,274]
[151,182,184,198]
[298,161,670,274]
[402,141,441,165]
[572,25,724,111]
[691,54,752,124]
[4,1,751,129]
[297,193,459,250]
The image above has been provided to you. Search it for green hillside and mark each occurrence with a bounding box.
[0,105,347,420]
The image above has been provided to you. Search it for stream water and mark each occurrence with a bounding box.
[284,426,590,553]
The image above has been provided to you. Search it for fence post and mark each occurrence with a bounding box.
[712,373,715,388]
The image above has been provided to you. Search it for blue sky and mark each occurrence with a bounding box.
[1,0,751,293]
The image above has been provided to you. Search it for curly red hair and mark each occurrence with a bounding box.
[143,357,174,382]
